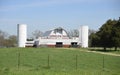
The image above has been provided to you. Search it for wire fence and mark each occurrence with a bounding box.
[16,52,106,71]
[0,49,119,75]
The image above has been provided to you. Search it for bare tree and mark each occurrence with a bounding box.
[89,29,97,35]
[0,30,17,47]
[8,35,17,47]
[0,30,8,47]
[32,30,43,39]
[68,29,79,38]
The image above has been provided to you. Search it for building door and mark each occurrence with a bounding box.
[56,42,63,47]
[71,42,78,47]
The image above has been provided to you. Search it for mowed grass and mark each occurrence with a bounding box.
[0,48,120,75]
[88,47,120,54]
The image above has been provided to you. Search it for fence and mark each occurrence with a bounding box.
[16,52,106,71]
[0,48,119,75]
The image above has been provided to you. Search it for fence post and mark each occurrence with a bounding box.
[76,55,78,70]
[103,56,104,71]
[48,54,50,68]
[18,51,20,70]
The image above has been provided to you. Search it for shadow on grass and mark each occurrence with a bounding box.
[88,48,119,52]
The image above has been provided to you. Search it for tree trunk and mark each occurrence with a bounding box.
[115,46,117,51]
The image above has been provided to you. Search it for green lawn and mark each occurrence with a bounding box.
[0,48,120,75]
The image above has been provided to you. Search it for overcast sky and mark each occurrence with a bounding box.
[0,0,120,37]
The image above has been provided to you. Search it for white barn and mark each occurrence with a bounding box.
[17,24,88,48]
[35,27,79,47]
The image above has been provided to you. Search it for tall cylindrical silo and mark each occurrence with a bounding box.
[79,26,88,48]
[17,24,27,47]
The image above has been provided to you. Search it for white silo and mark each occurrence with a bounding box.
[17,24,27,47]
[79,26,88,48]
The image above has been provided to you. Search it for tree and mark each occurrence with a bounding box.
[88,29,96,36]
[97,19,118,50]
[89,32,100,47]
[0,30,4,47]
[32,30,43,39]
[98,20,113,50]
[112,18,120,50]
[8,35,17,47]
[2,35,17,47]
[89,18,120,51]
[0,30,8,47]
[88,29,97,47]
[68,29,79,38]
[0,30,17,47]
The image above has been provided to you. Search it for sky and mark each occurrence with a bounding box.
[0,0,120,37]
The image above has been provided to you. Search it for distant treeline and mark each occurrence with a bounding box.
[0,30,17,47]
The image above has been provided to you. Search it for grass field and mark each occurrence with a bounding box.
[0,48,120,75]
